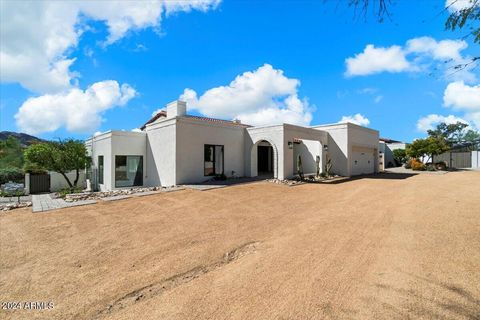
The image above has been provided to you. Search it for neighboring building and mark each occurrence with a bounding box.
[86,101,379,191]
[433,151,475,169]
[379,138,407,168]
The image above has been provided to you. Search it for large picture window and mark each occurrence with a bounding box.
[115,155,143,187]
[204,145,224,176]
[98,156,104,184]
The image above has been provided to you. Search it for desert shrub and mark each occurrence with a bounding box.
[0,167,24,185]
[426,164,436,171]
[435,161,447,170]
[214,173,227,181]
[57,186,83,198]
[405,159,413,169]
[411,159,426,171]
[0,189,25,202]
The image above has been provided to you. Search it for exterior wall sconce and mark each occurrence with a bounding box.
[288,141,293,149]
[323,144,328,151]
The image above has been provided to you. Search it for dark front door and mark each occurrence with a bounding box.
[258,146,273,173]
[29,174,50,194]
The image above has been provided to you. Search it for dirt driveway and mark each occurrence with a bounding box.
[1,171,479,320]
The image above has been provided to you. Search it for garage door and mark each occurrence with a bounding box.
[351,147,375,176]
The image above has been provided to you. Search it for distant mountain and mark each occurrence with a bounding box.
[0,131,43,147]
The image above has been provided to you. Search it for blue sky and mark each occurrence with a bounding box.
[1,0,479,142]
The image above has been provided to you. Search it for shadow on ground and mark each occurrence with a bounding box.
[317,172,418,185]
[183,176,271,190]
[362,272,480,319]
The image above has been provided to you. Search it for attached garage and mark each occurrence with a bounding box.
[312,122,379,177]
[351,146,375,175]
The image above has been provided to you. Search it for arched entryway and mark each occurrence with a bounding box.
[250,139,278,179]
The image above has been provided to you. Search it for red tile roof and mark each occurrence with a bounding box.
[379,137,402,143]
[183,115,251,128]
[140,111,251,130]
[140,110,167,130]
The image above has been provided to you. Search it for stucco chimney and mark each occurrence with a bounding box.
[166,100,187,118]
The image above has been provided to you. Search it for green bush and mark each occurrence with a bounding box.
[214,173,227,181]
[57,186,83,198]
[0,167,24,185]
[426,164,436,171]
[392,148,407,165]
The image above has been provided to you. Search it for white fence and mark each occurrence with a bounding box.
[50,171,86,192]
[25,171,86,194]
[473,151,480,169]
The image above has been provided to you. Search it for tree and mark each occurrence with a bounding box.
[0,136,24,169]
[406,137,450,163]
[427,121,469,145]
[346,0,392,23]
[427,122,480,150]
[445,0,480,44]
[392,148,407,165]
[24,139,91,190]
[463,129,480,150]
[347,0,479,43]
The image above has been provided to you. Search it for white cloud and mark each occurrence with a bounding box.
[345,36,476,82]
[443,81,480,128]
[357,87,378,94]
[345,44,411,76]
[339,114,370,126]
[406,36,475,82]
[444,81,480,111]
[446,0,478,11]
[356,87,383,103]
[131,128,142,132]
[0,1,79,93]
[180,64,313,126]
[416,114,469,132]
[406,36,467,62]
[0,0,221,93]
[15,81,137,134]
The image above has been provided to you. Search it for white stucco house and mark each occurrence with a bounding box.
[379,138,407,168]
[86,100,379,191]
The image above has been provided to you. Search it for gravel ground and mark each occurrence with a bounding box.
[0,171,479,320]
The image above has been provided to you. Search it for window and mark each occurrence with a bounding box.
[204,145,224,176]
[98,156,104,184]
[115,155,143,187]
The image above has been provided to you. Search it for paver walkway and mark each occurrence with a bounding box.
[32,194,96,213]
[384,167,448,175]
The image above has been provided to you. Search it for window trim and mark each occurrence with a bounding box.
[204,144,224,176]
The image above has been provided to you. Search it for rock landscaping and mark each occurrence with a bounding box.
[266,179,304,186]
[1,201,32,211]
[267,174,342,186]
